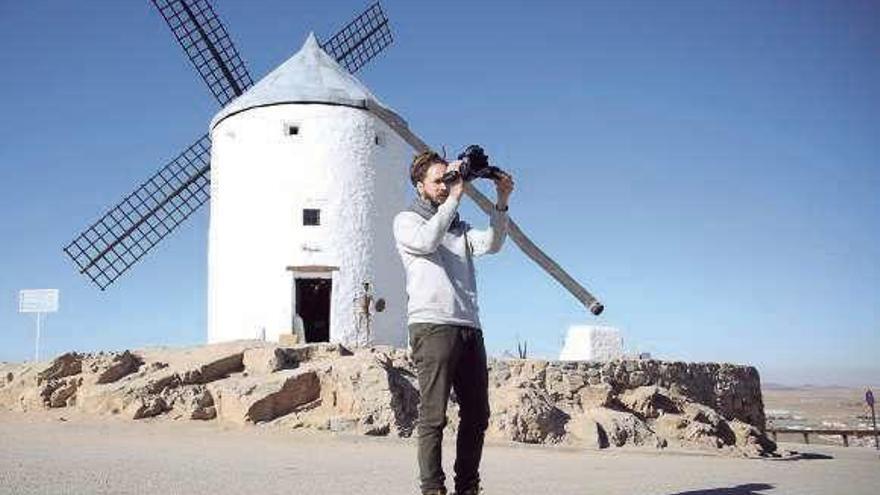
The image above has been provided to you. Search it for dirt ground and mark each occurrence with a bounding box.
[763,386,879,448]
[1,410,878,495]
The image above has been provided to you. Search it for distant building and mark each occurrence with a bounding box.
[559,325,623,361]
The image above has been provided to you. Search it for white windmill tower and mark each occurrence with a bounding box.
[207,34,410,346]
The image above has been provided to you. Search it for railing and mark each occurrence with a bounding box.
[767,427,879,447]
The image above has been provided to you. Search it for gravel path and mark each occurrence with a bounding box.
[1,411,877,494]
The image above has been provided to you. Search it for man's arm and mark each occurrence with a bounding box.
[467,170,515,257]
[393,196,461,255]
[467,208,508,257]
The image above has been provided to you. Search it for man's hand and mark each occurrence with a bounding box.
[447,160,465,201]
[494,171,515,209]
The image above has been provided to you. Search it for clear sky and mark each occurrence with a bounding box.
[0,0,877,386]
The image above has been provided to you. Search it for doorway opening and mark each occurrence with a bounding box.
[295,278,331,343]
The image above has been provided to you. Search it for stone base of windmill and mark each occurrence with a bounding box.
[0,341,780,457]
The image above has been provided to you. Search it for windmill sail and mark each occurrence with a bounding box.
[320,2,393,75]
[151,0,254,105]
[63,136,211,290]
[65,2,397,289]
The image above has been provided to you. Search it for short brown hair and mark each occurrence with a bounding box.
[410,151,447,187]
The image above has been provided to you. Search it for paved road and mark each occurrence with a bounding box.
[1,411,878,494]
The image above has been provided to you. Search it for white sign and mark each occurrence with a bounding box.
[19,289,59,313]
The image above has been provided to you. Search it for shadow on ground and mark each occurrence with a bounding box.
[767,451,835,461]
[668,483,774,495]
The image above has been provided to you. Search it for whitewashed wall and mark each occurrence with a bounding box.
[208,103,410,347]
[559,325,624,361]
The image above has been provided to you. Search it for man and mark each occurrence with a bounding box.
[393,150,514,495]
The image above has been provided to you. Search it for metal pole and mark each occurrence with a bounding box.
[34,312,41,362]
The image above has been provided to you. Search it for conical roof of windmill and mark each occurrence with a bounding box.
[211,33,405,129]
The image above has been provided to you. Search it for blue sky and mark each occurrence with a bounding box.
[0,0,877,386]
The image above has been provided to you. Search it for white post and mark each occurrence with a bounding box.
[34,312,42,362]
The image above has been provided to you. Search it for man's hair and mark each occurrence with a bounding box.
[410,151,447,187]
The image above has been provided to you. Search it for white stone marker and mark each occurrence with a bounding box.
[559,324,623,362]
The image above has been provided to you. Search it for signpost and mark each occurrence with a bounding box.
[867,388,878,450]
[18,289,59,362]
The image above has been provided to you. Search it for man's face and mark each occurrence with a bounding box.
[417,162,449,206]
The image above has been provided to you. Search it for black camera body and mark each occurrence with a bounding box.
[442,145,503,183]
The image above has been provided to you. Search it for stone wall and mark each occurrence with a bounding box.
[493,359,766,431]
[0,342,775,456]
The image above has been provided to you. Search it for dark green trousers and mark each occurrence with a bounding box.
[409,323,490,494]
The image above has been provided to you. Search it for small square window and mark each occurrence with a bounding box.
[303,208,320,226]
[285,124,300,136]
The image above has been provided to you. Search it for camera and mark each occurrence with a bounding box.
[442,145,504,183]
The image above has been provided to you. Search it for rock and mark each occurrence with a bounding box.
[312,349,419,437]
[285,343,353,363]
[0,342,773,456]
[90,351,143,384]
[583,407,662,448]
[246,370,320,423]
[578,383,614,409]
[209,368,321,424]
[38,353,82,384]
[682,420,730,449]
[191,406,216,421]
[243,347,296,375]
[653,413,689,438]
[232,343,353,377]
[133,397,169,419]
[180,353,244,384]
[729,419,777,457]
[144,373,182,395]
[137,342,261,385]
[682,401,729,434]
[564,414,609,449]
[149,362,169,371]
[617,386,681,419]
[46,378,80,408]
[31,351,143,411]
[653,401,741,451]
[629,370,649,387]
[564,373,586,394]
[163,385,216,421]
[489,380,568,444]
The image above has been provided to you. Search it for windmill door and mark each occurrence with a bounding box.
[295,278,331,342]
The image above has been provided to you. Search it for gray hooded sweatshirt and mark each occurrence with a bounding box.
[393,195,508,329]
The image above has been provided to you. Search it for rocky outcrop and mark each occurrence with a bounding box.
[209,368,320,423]
[269,348,420,437]
[85,351,143,385]
[37,352,83,384]
[479,360,773,456]
[493,359,766,432]
[0,341,776,456]
[487,375,569,444]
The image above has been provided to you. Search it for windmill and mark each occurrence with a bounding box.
[63,0,603,347]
